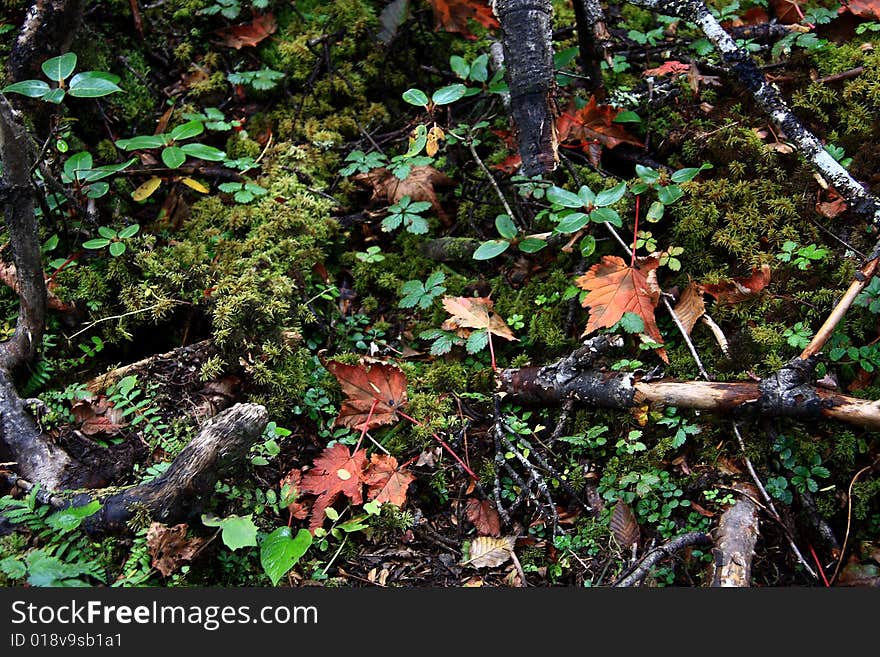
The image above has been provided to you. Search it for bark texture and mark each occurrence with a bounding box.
[492,0,558,176]
[711,483,760,587]
[8,0,85,82]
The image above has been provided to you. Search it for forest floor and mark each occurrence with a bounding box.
[1,0,880,588]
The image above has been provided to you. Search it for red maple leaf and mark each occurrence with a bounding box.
[643,61,691,77]
[363,454,415,507]
[215,13,277,49]
[326,359,408,430]
[300,444,368,531]
[575,255,667,362]
[842,0,880,20]
[427,0,499,40]
[557,97,644,151]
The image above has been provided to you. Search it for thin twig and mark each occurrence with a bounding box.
[829,462,877,585]
[662,294,710,380]
[467,139,520,227]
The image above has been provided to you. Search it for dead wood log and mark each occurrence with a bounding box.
[711,483,760,587]
[613,531,712,586]
[83,403,268,532]
[492,0,558,177]
[499,343,880,431]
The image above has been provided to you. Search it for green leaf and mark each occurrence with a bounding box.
[98,226,117,240]
[81,157,137,183]
[555,212,590,233]
[590,207,622,227]
[450,55,470,79]
[613,110,642,123]
[64,151,94,182]
[657,184,684,205]
[201,513,258,551]
[594,182,627,207]
[116,135,167,150]
[580,235,597,257]
[671,167,702,183]
[161,146,186,169]
[382,214,403,232]
[70,70,121,85]
[0,556,26,580]
[109,241,126,257]
[2,79,51,98]
[46,500,101,533]
[646,201,665,222]
[26,550,95,587]
[42,88,66,104]
[424,270,446,289]
[82,238,110,250]
[547,186,585,208]
[68,74,122,98]
[432,83,467,105]
[635,164,660,184]
[42,53,77,82]
[170,120,205,142]
[473,239,510,260]
[406,215,429,234]
[466,329,489,353]
[180,143,226,161]
[495,214,518,239]
[402,88,429,106]
[260,527,312,586]
[469,54,489,82]
[117,224,140,239]
[617,312,645,334]
[518,237,547,253]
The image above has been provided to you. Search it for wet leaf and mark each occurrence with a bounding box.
[465,498,501,537]
[610,500,640,550]
[326,358,408,430]
[215,12,277,49]
[147,522,206,577]
[260,527,312,586]
[363,453,416,506]
[299,444,369,530]
[701,265,771,304]
[354,165,455,221]
[427,0,499,40]
[440,296,518,342]
[132,176,162,201]
[556,97,644,150]
[463,536,516,569]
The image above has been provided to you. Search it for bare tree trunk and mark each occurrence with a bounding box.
[492,0,558,177]
[8,0,86,82]
[571,0,611,100]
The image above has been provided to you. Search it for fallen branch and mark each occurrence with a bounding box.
[710,483,760,587]
[613,531,711,586]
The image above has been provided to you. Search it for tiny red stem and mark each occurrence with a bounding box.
[631,194,640,267]
[487,330,496,372]
[45,251,82,287]
[808,543,830,587]
[354,398,379,453]
[397,410,477,480]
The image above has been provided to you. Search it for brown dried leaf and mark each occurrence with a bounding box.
[816,187,848,219]
[556,97,644,150]
[465,497,502,537]
[701,264,771,304]
[610,500,640,549]
[440,296,518,342]
[843,0,880,20]
[428,0,499,40]
[354,165,455,221]
[300,444,369,530]
[147,522,206,577]
[215,13,277,49]
[674,281,706,336]
[463,536,516,569]
[326,358,408,430]
[363,453,416,507]
[0,262,75,314]
[72,397,126,436]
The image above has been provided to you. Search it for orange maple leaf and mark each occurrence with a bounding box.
[575,255,667,362]
[643,61,691,77]
[465,497,501,537]
[700,264,771,304]
[279,469,310,521]
[363,454,415,507]
[557,97,644,150]
[215,13,277,49]
[326,359,408,430]
[428,0,499,40]
[842,0,880,20]
[440,296,518,342]
[300,444,368,530]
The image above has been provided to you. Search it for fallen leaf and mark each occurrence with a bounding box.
[610,500,640,550]
[816,186,848,219]
[465,497,502,537]
[354,165,455,221]
[644,60,690,77]
[327,359,408,430]
[440,296,518,342]
[427,0,499,40]
[147,522,206,577]
[575,255,666,361]
[770,0,805,23]
[701,264,771,304]
[836,556,880,586]
[556,97,644,150]
[72,397,126,436]
[463,535,516,569]
[300,444,368,530]
[279,469,310,521]
[491,152,522,174]
[843,0,880,20]
[426,125,444,157]
[673,281,706,336]
[215,13,277,49]
[0,262,75,314]
[363,453,416,507]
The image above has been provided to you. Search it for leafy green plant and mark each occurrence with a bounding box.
[106,375,168,441]
[783,322,813,349]
[227,68,285,91]
[546,181,627,233]
[855,276,880,313]
[791,454,830,494]
[199,0,268,19]
[82,223,140,256]
[630,163,713,221]
[2,52,122,103]
[250,421,290,466]
[382,195,431,234]
[419,328,465,355]
[260,526,312,586]
[182,107,243,131]
[473,214,548,260]
[399,271,446,309]
[339,150,387,176]
[355,246,385,263]
[201,513,259,550]
[776,241,829,270]
[116,119,226,170]
[656,407,701,448]
[218,180,268,203]
[60,151,135,200]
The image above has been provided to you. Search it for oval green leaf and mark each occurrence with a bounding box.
[547,186,585,209]
[635,164,660,184]
[473,239,510,260]
[657,184,684,205]
[42,88,66,104]
[68,75,122,98]
[594,182,627,207]
[41,53,77,82]
[402,88,429,106]
[432,83,467,105]
[495,214,518,240]
[170,120,205,142]
[82,238,110,250]
[671,167,701,183]
[589,207,622,227]
[116,135,167,150]
[613,110,642,123]
[646,200,665,223]
[580,235,597,257]
[117,224,140,239]
[261,527,313,586]
[555,212,590,233]
[180,143,226,161]
[1,80,51,98]
[518,237,547,253]
[161,146,186,169]
[109,241,126,257]
[97,226,117,240]
[449,55,470,80]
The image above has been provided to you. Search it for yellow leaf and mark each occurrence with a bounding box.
[131,177,162,202]
[426,125,444,157]
[462,536,516,569]
[180,177,209,194]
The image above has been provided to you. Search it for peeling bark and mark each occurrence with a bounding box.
[627,0,880,227]
[500,350,880,431]
[492,0,558,176]
[8,0,85,82]
[711,483,760,587]
[84,404,268,532]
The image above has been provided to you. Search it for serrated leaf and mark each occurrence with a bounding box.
[463,536,516,569]
[610,500,640,549]
[131,176,162,201]
[466,329,489,353]
[260,527,312,586]
[326,359,408,430]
